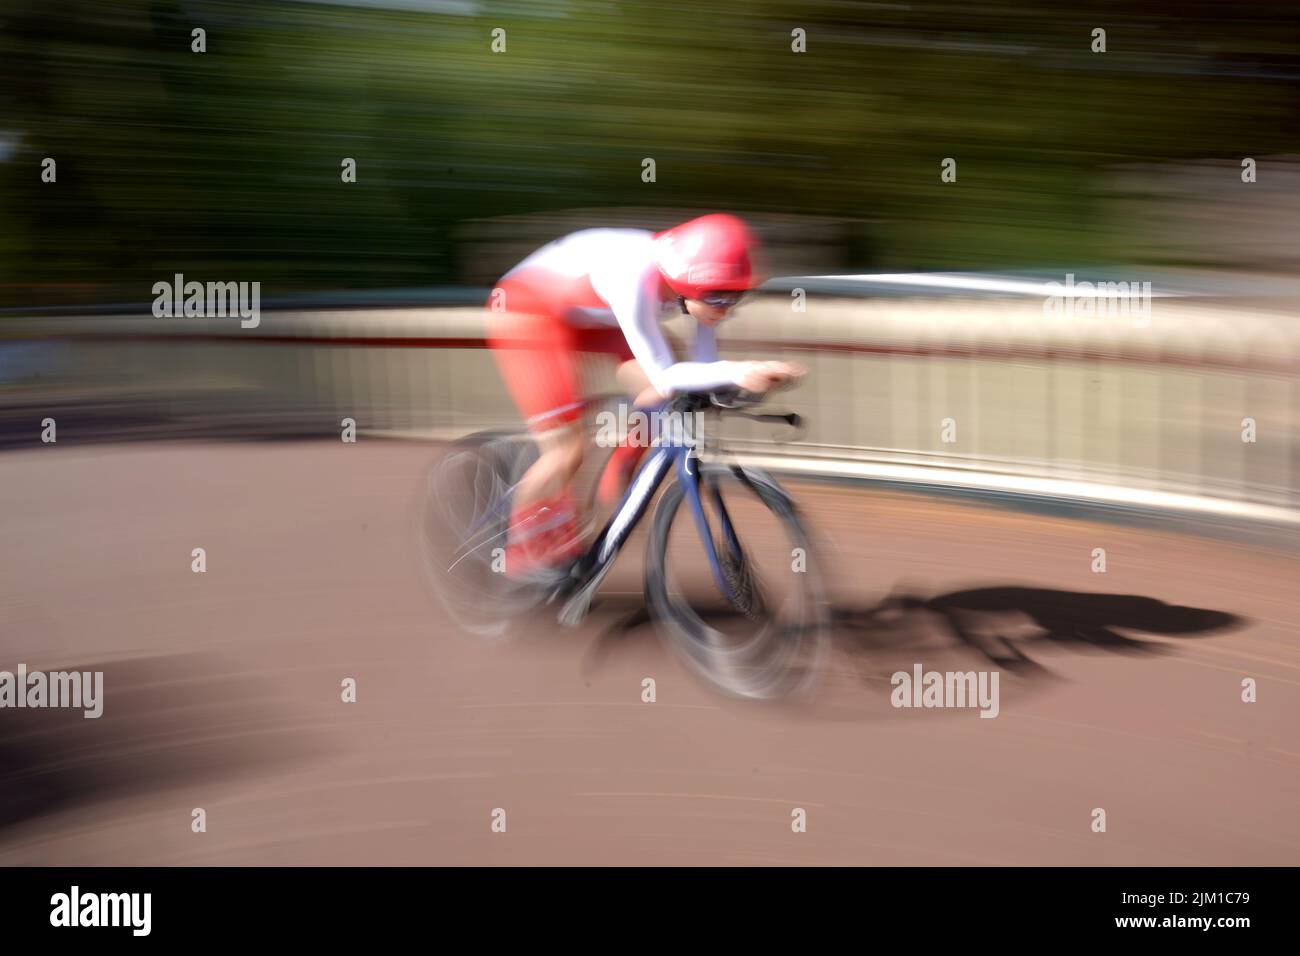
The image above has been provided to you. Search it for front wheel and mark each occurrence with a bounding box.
[645,463,829,699]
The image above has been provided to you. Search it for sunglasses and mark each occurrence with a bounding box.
[698,290,749,309]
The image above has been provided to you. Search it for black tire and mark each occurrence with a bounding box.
[645,463,829,699]
[419,430,547,640]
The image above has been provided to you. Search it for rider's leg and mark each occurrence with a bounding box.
[503,422,587,576]
[516,344,663,507]
[514,419,584,510]
[598,359,668,504]
[486,297,589,575]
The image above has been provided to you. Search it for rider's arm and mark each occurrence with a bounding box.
[592,262,743,396]
[691,319,719,363]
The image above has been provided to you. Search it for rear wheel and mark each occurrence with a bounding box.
[645,464,829,699]
[419,431,548,640]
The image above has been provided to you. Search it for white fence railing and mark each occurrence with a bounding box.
[2,292,1296,518]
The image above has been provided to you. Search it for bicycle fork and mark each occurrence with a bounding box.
[678,452,743,606]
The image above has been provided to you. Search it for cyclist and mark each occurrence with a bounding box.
[486,213,804,579]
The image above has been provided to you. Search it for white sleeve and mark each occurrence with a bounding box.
[591,262,743,396]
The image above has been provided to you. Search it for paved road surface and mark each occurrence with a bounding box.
[1,441,1297,865]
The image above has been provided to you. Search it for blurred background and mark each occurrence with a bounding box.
[1,0,1299,866]
[3,0,1300,303]
[1,0,1298,505]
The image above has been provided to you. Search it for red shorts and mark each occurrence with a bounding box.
[486,269,633,432]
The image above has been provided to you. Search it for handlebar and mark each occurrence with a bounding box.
[709,387,765,409]
[666,388,804,439]
[668,387,761,413]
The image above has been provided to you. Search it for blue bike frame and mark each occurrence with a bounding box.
[557,403,744,621]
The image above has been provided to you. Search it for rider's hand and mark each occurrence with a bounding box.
[732,360,807,393]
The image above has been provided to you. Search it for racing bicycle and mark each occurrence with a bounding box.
[420,388,829,699]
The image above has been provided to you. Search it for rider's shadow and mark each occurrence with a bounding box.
[832,586,1245,679]
[576,586,1245,691]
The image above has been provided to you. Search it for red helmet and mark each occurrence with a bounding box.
[654,213,760,299]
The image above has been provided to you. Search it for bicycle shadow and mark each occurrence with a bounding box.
[579,602,654,677]
[580,585,1245,687]
[831,585,1244,678]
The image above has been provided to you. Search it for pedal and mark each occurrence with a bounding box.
[557,587,595,628]
[556,561,613,628]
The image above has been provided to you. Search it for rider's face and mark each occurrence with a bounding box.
[683,298,729,326]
